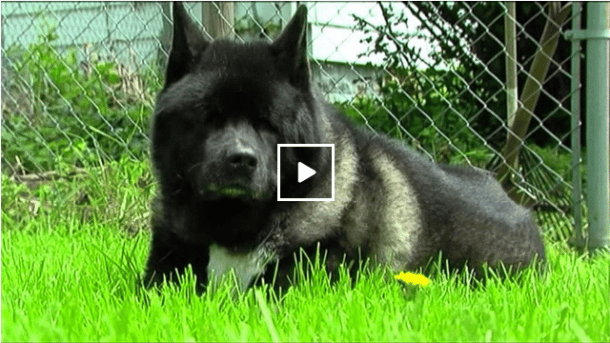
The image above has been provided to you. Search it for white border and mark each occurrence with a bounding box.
[277,144,335,202]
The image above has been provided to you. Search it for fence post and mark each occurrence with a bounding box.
[584,2,610,251]
[504,2,518,129]
[568,3,584,248]
[158,2,172,67]
[202,2,234,40]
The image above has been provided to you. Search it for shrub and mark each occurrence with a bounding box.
[337,65,492,166]
[1,25,156,174]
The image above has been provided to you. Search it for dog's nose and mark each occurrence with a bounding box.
[227,149,258,172]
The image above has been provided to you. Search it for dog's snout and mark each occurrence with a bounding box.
[227,147,258,173]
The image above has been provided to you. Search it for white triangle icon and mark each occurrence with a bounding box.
[297,162,316,183]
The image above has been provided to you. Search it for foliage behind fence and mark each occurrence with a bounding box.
[1,2,582,239]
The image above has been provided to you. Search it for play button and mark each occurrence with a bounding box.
[297,162,316,183]
[277,144,335,201]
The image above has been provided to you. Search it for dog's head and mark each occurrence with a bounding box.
[151,3,326,203]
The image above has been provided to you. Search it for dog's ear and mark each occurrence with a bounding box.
[271,5,310,90]
[165,2,210,88]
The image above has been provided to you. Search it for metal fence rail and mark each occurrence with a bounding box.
[1,2,603,244]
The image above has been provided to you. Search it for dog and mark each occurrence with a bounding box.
[143,2,546,292]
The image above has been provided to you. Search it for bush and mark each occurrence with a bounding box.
[1,25,158,174]
[337,65,492,166]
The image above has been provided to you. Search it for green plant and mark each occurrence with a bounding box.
[336,65,493,165]
[1,24,154,174]
[343,2,502,165]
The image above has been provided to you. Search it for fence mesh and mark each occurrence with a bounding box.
[1,2,582,239]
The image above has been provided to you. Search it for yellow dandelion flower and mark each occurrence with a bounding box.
[394,272,430,286]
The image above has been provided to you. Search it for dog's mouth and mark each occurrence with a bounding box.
[209,184,251,197]
[201,183,272,201]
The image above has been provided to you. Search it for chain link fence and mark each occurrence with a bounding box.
[1,2,583,239]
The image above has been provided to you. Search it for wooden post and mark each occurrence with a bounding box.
[202,2,234,40]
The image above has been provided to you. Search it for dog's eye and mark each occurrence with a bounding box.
[177,116,203,132]
[256,118,275,132]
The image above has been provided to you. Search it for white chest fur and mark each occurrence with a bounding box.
[207,244,271,291]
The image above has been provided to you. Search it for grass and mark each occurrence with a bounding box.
[2,158,609,342]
